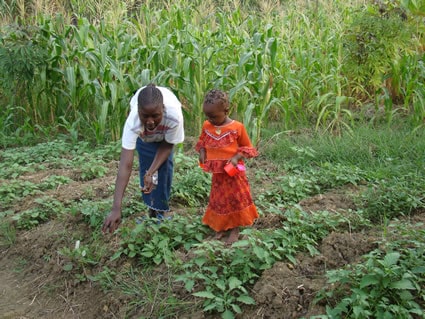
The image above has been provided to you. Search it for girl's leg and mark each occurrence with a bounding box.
[226,227,240,245]
[214,231,227,240]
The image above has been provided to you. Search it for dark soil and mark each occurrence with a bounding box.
[1,159,423,319]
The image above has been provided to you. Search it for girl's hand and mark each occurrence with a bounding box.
[229,153,243,166]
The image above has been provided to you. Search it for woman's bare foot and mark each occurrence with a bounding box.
[226,228,240,245]
[149,209,158,218]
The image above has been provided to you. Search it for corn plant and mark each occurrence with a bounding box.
[1,0,425,146]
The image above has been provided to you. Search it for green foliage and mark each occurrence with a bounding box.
[176,241,256,319]
[256,162,365,206]
[12,197,65,229]
[69,199,112,229]
[58,240,106,277]
[112,215,208,265]
[0,24,48,101]
[0,120,424,318]
[355,175,425,222]
[0,1,424,145]
[172,152,211,207]
[317,238,425,318]
[0,139,74,166]
[342,3,415,94]
[0,175,71,210]
[79,158,109,181]
[401,0,425,17]
[263,124,425,175]
[0,211,16,247]
[175,208,349,318]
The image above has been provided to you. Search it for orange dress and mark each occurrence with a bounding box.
[195,120,259,232]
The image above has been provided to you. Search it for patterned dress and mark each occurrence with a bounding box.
[195,120,259,232]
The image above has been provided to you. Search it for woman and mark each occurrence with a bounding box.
[102,84,184,233]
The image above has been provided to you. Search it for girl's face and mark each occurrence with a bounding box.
[203,102,227,126]
[138,103,164,131]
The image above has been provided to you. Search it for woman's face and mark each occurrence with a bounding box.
[138,103,164,131]
[203,102,227,126]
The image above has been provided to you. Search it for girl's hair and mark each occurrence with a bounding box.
[138,83,163,109]
[204,89,229,110]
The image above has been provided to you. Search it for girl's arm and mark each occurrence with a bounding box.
[235,124,259,161]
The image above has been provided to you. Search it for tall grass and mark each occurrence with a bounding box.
[263,122,425,177]
[0,0,424,147]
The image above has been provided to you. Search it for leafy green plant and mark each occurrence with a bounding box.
[355,175,425,222]
[175,208,348,318]
[342,3,415,98]
[0,180,40,209]
[79,159,109,181]
[316,239,425,318]
[0,24,49,129]
[12,197,65,229]
[256,163,364,207]
[58,240,105,276]
[176,241,256,319]
[69,199,112,229]
[0,162,38,179]
[0,175,70,209]
[112,214,207,265]
[172,153,211,207]
[1,0,424,143]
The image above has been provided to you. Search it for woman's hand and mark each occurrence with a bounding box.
[142,173,154,194]
[102,209,121,233]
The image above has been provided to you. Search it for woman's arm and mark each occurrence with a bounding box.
[142,141,174,194]
[102,148,134,233]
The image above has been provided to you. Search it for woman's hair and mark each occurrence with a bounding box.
[138,83,163,109]
[204,89,229,110]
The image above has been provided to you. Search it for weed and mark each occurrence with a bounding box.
[0,217,16,247]
[58,240,106,277]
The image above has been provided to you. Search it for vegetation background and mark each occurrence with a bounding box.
[0,0,424,147]
[0,0,425,318]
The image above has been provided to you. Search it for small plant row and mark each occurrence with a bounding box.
[316,234,425,318]
[91,208,349,318]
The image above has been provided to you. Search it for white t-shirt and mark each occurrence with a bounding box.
[121,86,185,150]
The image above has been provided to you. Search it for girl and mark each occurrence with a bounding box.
[196,89,259,244]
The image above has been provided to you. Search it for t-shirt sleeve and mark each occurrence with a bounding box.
[164,116,184,145]
[161,87,185,145]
